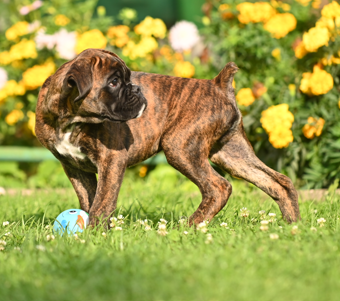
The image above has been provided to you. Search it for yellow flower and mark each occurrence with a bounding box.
[295,0,311,6]
[288,84,296,95]
[0,80,26,103]
[107,25,130,48]
[294,41,308,59]
[309,66,333,95]
[271,48,281,60]
[300,66,333,96]
[264,13,297,39]
[5,109,24,126]
[261,104,294,148]
[173,61,195,78]
[261,104,294,132]
[22,61,56,90]
[27,111,36,136]
[236,88,255,106]
[302,117,325,139]
[303,27,329,52]
[122,36,158,60]
[76,29,107,54]
[55,14,70,26]
[312,0,321,9]
[321,1,340,19]
[338,99,340,109]
[268,126,294,148]
[237,2,276,24]
[0,39,37,65]
[134,16,166,39]
[159,45,173,61]
[219,4,230,11]
[5,21,29,41]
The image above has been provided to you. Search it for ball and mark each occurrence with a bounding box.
[53,209,89,235]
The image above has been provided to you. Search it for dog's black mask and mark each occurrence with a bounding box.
[61,49,147,123]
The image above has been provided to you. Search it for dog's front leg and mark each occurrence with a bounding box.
[62,163,97,212]
[89,150,128,227]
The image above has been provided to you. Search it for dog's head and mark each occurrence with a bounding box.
[43,49,147,125]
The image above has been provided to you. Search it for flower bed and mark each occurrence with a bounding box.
[0,0,339,188]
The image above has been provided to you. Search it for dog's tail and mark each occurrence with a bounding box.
[213,62,239,90]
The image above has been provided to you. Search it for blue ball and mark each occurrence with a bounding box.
[53,209,89,235]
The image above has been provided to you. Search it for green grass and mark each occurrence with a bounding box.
[0,172,340,301]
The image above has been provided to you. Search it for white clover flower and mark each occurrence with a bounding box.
[261,220,269,225]
[268,213,276,217]
[183,231,188,235]
[145,225,152,231]
[220,222,228,228]
[80,239,86,244]
[158,224,167,230]
[259,210,266,215]
[0,246,4,251]
[117,220,124,225]
[159,218,168,224]
[74,234,79,240]
[260,225,268,231]
[0,69,7,90]
[178,217,187,224]
[291,225,299,235]
[310,227,317,232]
[46,235,55,241]
[2,221,9,226]
[110,217,117,222]
[240,207,250,218]
[118,215,124,220]
[157,230,168,236]
[317,218,326,227]
[0,240,7,246]
[268,213,276,223]
[36,245,46,251]
[196,221,209,233]
[102,232,107,237]
[45,225,50,229]
[4,232,10,236]
[314,210,317,214]
[269,233,279,240]
[115,227,122,231]
[205,233,213,244]
[169,21,200,52]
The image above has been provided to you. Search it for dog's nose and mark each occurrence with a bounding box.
[131,85,140,94]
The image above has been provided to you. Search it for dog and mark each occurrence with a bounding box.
[35,48,300,226]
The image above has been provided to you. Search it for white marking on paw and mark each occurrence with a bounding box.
[136,104,145,118]
[55,132,86,160]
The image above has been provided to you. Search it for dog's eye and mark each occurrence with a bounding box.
[109,78,118,87]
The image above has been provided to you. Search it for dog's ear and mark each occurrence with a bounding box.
[98,49,132,83]
[63,57,95,102]
[213,62,238,90]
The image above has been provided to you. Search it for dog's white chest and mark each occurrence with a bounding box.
[55,132,86,160]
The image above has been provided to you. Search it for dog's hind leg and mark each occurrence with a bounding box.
[162,142,232,225]
[209,124,300,223]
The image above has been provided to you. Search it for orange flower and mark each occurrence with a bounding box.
[302,117,325,139]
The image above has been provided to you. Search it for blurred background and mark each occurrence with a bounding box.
[0,0,339,190]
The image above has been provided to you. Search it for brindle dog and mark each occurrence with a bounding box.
[35,48,300,226]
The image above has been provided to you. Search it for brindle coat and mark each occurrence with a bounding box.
[35,49,300,226]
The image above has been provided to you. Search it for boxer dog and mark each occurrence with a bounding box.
[35,48,300,226]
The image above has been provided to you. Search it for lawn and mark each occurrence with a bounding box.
[0,170,339,301]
